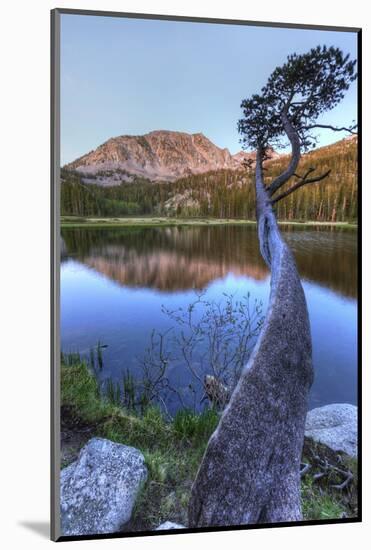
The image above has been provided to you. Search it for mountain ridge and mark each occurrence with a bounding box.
[64,130,357,191]
[65,130,259,183]
[61,134,357,222]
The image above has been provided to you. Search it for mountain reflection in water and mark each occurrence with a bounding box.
[61,224,356,299]
[61,224,357,411]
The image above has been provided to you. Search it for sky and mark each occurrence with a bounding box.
[60,14,358,166]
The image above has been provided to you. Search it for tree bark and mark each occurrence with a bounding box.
[188,148,314,527]
[267,110,301,196]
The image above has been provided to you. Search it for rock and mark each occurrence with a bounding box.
[305,404,357,457]
[155,521,185,530]
[60,437,147,536]
[66,130,263,182]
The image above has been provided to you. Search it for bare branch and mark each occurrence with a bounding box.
[292,167,316,180]
[300,463,311,477]
[271,169,331,204]
[302,123,357,134]
[331,471,354,491]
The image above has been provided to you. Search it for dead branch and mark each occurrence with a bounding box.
[292,167,316,180]
[300,462,311,477]
[306,449,354,491]
[302,123,357,134]
[331,472,354,491]
[271,169,331,204]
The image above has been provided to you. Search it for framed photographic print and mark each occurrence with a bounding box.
[51,8,361,542]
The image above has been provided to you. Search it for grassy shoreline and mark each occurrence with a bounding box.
[61,360,217,530]
[61,360,357,530]
[61,216,357,229]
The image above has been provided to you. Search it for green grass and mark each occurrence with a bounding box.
[300,443,358,521]
[61,359,357,529]
[301,476,346,520]
[61,360,218,529]
[60,215,357,229]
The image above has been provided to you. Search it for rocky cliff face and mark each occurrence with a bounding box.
[66,130,256,183]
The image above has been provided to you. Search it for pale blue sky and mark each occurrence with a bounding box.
[60,14,358,165]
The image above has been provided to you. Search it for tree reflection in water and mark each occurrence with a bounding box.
[61,224,357,298]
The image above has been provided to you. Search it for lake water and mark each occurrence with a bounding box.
[61,224,358,412]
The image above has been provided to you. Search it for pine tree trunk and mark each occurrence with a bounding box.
[188,149,314,527]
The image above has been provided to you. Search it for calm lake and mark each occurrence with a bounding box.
[61,224,357,412]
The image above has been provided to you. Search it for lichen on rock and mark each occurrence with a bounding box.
[60,437,147,536]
